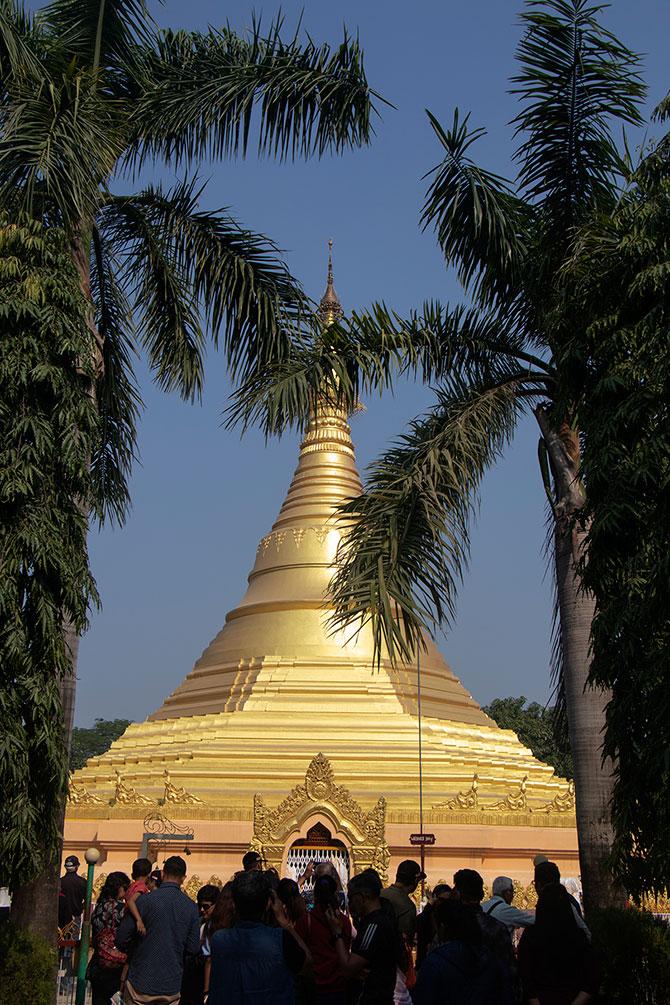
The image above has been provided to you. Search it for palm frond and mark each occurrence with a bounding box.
[0,66,123,223]
[127,16,382,166]
[101,178,311,385]
[98,186,206,400]
[422,109,531,304]
[89,227,140,525]
[40,0,153,72]
[512,0,644,223]
[329,377,523,664]
[345,300,555,383]
[0,0,44,90]
[228,299,555,437]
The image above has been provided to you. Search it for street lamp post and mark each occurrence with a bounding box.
[75,846,100,1005]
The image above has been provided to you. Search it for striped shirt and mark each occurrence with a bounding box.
[351,908,397,1005]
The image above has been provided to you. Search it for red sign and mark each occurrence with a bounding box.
[409,833,436,846]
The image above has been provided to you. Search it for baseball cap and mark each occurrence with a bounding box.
[242,851,263,870]
[396,859,426,883]
[64,855,80,869]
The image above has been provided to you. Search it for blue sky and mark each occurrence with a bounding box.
[75,0,670,725]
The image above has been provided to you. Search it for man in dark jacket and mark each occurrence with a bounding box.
[116,855,200,1004]
[413,900,502,1005]
[209,870,308,1005]
[453,870,515,1005]
[59,855,87,928]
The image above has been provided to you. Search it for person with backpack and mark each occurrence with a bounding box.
[481,877,535,935]
[88,871,131,1005]
[413,899,503,1005]
[453,869,516,1005]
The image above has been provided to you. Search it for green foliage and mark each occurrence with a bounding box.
[330,378,521,662]
[129,18,381,165]
[567,120,670,896]
[0,922,56,1005]
[0,0,379,896]
[0,0,380,525]
[70,717,131,771]
[483,696,573,779]
[590,908,670,1004]
[0,217,99,889]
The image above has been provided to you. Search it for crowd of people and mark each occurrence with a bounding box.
[60,849,599,1005]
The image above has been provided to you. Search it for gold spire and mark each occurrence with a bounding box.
[318,239,344,325]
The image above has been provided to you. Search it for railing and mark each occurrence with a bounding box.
[57,925,91,1004]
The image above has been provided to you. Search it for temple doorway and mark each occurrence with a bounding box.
[285,821,350,892]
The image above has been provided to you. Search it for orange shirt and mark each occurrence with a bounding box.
[125,879,149,904]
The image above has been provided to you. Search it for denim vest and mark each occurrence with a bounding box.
[209,921,295,1005]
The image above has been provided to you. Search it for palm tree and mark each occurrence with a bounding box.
[0,0,379,937]
[565,107,670,900]
[231,0,644,915]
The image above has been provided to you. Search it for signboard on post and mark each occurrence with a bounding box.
[409,832,436,846]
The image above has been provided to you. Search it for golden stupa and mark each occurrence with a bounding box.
[65,252,578,889]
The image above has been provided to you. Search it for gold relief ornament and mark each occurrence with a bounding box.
[113,770,153,805]
[484,775,528,812]
[93,873,107,900]
[532,780,575,814]
[162,769,204,805]
[363,798,387,844]
[437,773,479,811]
[305,752,334,802]
[67,775,104,805]
[370,840,391,885]
[514,881,538,910]
[642,891,670,913]
[252,754,388,877]
[184,876,201,901]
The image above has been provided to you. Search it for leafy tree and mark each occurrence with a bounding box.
[566,107,670,898]
[0,0,378,938]
[483,696,573,780]
[231,0,646,913]
[0,215,97,895]
[70,718,131,771]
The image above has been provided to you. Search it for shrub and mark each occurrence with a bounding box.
[0,922,56,1005]
[590,906,670,1004]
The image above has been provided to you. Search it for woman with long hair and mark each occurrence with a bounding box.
[518,883,599,1004]
[201,882,235,1002]
[297,875,350,1005]
[88,871,131,1005]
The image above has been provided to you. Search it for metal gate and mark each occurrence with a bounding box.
[285,843,350,892]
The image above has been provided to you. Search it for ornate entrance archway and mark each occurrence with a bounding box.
[250,753,390,883]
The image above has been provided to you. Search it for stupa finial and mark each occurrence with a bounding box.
[318,239,344,325]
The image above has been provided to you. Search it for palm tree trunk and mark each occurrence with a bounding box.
[554,521,623,915]
[536,406,624,916]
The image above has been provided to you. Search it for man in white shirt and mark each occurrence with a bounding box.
[481,877,535,934]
